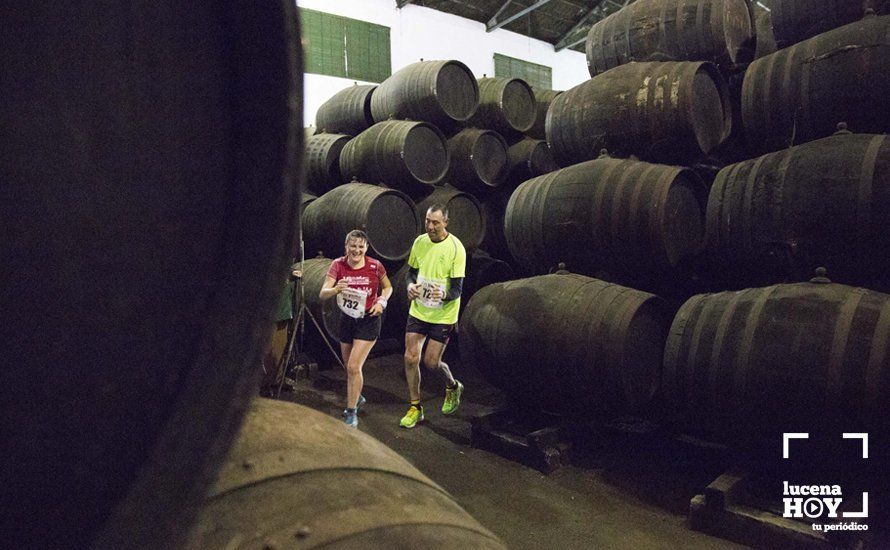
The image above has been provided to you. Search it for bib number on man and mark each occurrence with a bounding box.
[417,279,445,309]
[337,287,368,319]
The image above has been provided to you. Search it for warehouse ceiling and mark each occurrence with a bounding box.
[396,0,635,53]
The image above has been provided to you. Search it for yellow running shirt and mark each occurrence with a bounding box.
[407,233,466,325]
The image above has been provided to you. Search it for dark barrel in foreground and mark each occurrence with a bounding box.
[339,120,450,193]
[742,14,890,153]
[705,132,890,288]
[504,157,707,279]
[371,59,479,128]
[1,2,302,548]
[585,0,753,75]
[663,273,890,451]
[186,398,506,549]
[415,185,486,251]
[461,273,671,415]
[315,84,377,136]
[547,61,731,165]
[303,183,420,261]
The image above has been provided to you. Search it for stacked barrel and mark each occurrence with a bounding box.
[459,0,890,464]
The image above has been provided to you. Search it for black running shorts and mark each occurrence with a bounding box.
[405,314,456,344]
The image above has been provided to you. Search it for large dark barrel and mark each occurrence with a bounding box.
[527,89,562,140]
[705,132,890,288]
[465,77,536,136]
[742,14,890,154]
[663,274,890,451]
[303,183,420,261]
[186,398,506,549]
[505,137,558,186]
[547,61,731,165]
[771,0,885,49]
[316,84,377,136]
[446,128,508,193]
[305,133,351,194]
[461,274,671,415]
[415,185,486,251]
[0,2,302,548]
[463,250,515,306]
[504,157,707,278]
[370,60,479,128]
[585,0,753,76]
[339,120,450,193]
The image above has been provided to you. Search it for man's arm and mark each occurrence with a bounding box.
[443,277,463,302]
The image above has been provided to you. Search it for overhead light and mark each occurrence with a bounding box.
[756,1,771,11]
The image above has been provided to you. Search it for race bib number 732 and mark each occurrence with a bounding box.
[337,287,368,319]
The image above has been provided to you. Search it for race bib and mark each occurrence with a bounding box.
[337,287,368,319]
[417,279,446,309]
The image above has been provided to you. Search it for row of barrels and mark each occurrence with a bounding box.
[459,268,890,455]
[500,129,890,293]
[560,0,890,164]
[307,60,561,199]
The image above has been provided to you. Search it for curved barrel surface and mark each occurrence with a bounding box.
[303,183,420,261]
[547,61,731,165]
[187,398,506,549]
[316,84,377,136]
[446,128,508,193]
[305,133,351,193]
[586,0,753,75]
[415,185,486,251]
[1,1,303,548]
[741,15,890,153]
[461,274,671,415]
[466,77,536,135]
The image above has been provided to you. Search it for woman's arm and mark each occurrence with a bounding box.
[369,274,393,316]
[319,275,348,301]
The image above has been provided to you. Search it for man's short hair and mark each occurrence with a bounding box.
[345,229,368,244]
[426,204,449,220]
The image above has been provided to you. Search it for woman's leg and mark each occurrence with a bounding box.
[345,338,376,409]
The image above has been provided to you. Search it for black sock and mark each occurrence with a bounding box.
[446,381,457,390]
[345,407,356,414]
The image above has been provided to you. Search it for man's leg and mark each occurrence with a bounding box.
[404,331,426,402]
[422,338,455,387]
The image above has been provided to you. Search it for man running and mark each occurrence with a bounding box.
[399,204,466,428]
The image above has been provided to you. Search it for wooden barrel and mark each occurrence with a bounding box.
[742,14,890,154]
[547,61,731,165]
[0,2,302,548]
[305,133,351,194]
[464,250,515,306]
[316,84,377,136]
[479,186,514,263]
[526,89,562,140]
[186,398,506,549]
[460,274,671,415]
[303,183,420,261]
[504,157,707,278]
[339,120,450,193]
[705,132,890,287]
[415,185,486,251]
[505,137,558,186]
[446,128,508,193]
[465,77,536,135]
[300,191,318,211]
[370,60,479,128]
[297,256,346,345]
[753,4,778,59]
[771,0,884,49]
[663,274,890,449]
[585,0,753,76]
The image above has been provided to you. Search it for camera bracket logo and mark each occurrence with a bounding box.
[782,433,869,532]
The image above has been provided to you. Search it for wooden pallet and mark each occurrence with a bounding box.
[470,408,569,473]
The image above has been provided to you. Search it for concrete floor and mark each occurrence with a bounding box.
[281,347,750,550]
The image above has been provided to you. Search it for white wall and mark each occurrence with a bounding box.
[296,0,589,128]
